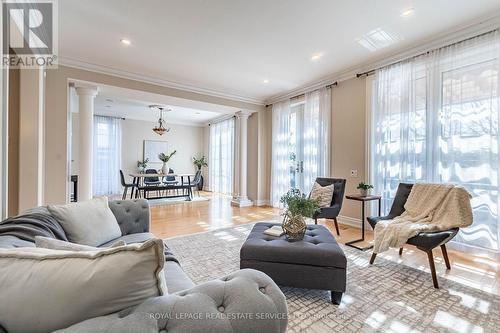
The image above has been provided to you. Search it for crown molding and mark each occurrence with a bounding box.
[58,57,265,106]
[265,11,500,105]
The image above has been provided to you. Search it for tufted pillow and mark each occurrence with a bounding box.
[48,197,122,246]
[310,182,335,208]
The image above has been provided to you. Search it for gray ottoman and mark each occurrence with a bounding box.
[240,222,347,304]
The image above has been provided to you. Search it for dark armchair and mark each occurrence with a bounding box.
[368,183,460,288]
[312,178,347,236]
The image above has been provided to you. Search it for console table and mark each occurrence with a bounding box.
[344,194,381,251]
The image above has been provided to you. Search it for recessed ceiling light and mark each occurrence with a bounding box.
[401,8,414,17]
[195,112,201,115]
[105,105,112,108]
[105,98,114,103]
[263,79,269,84]
[120,38,131,45]
[311,53,323,61]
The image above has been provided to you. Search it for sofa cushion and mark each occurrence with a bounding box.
[164,261,196,293]
[99,232,156,247]
[48,197,122,246]
[0,239,167,333]
[35,236,125,251]
[53,312,158,333]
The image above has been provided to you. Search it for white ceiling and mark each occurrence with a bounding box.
[59,0,500,103]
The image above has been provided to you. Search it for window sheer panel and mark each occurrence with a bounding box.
[93,116,122,196]
[371,30,500,251]
[270,100,291,207]
[208,118,234,195]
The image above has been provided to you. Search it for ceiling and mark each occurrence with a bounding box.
[59,0,500,103]
[70,84,233,125]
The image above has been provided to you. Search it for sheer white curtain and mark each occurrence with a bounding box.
[303,87,331,194]
[371,30,500,251]
[270,100,291,207]
[209,117,234,194]
[93,116,122,196]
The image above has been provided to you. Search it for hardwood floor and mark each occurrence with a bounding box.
[150,191,500,296]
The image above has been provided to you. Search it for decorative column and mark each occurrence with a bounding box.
[231,110,253,207]
[75,86,98,201]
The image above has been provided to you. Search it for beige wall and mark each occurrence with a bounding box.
[44,65,265,205]
[8,69,20,216]
[331,77,367,220]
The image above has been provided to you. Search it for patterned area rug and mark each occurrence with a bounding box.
[164,223,500,333]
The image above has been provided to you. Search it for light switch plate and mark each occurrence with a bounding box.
[350,170,358,177]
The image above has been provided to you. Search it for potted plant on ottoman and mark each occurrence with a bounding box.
[357,182,373,197]
[192,156,208,190]
[280,189,320,241]
[158,151,176,174]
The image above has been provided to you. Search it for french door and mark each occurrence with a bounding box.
[289,101,306,193]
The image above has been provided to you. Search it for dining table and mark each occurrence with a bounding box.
[128,172,196,201]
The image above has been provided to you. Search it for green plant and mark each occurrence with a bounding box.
[193,156,208,170]
[357,182,374,190]
[137,158,149,168]
[158,150,177,163]
[280,188,320,218]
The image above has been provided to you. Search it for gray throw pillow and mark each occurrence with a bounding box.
[48,197,122,246]
[0,239,167,333]
[35,236,126,251]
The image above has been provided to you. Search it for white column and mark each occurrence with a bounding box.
[75,86,98,201]
[231,111,253,207]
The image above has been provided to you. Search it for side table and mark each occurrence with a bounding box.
[344,194,381,251]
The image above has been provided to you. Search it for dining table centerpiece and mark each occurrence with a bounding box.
[158,150,177,174]
[280,188,320,241]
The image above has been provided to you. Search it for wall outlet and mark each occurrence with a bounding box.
[350,169,358,178]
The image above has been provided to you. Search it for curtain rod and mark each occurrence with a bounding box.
[208,114,236,126]
[95,114,125,120]
[356,28,499,78]
[265,81,337,108]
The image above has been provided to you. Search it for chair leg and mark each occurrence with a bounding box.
[369,253,377,265]
[122,187,127,200]
[426,250,439,289]
[314,218,318,225]
[333,217,340,236]
[441,244,451,270]
[399,247,403,256]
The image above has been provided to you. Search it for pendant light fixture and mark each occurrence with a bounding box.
[150,105,171,135]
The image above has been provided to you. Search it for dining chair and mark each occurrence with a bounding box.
[163,168,179,196]
[187,170,203,197]
[144,169,161,198]
[119,170,136,200]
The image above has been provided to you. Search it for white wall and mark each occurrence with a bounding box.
[71,117,205,182]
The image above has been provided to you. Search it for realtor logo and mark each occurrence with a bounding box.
[2,0,58,68]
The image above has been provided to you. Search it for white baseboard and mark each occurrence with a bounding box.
[336,215,371,230]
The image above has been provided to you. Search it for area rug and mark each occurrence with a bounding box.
[165,223,500,333]
[147,196,209,206]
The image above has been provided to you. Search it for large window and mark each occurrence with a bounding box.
[209,117,234,194]
[93,116,122,196]
[371,30,500,252]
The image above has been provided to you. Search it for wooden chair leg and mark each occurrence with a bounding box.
[426,250,439,289]
[333,217,340,236]
[399,247,403,256]
[369,253,377,265]
[441,244,451,270]
[122,188,127,200]
[314,218,318,225]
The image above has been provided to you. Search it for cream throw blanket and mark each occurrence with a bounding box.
[373,183,473,253]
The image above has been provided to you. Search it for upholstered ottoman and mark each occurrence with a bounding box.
[240,222,347,304]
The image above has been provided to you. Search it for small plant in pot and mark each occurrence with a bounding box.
[280,189,320,241]
[357,182,373,197]
[137,158,149,173]
[192,156,208,171]
[158,150,176,174]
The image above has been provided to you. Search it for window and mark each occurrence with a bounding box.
[371,30,500,252]
[209,117,234,194]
